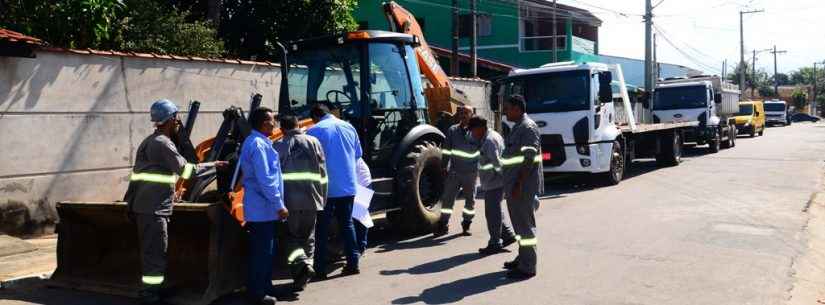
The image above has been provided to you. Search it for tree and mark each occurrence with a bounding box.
[0,0,225,57]
[774,73,791,86]
[219,0,358,60]
[791,89,808,110]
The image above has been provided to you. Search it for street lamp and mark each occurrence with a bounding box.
[750,48,772,97]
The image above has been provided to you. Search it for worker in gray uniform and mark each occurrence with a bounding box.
[467,116,518,255]
[272,114,327,292]
[124,99,227,304]
[500,94,544,280]
[434,105,479,236]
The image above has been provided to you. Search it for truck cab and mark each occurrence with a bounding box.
[653,76,739,153]
[764,100,790,126]
[499,62,619,175]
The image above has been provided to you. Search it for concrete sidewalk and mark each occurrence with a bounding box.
[0,235,56,288]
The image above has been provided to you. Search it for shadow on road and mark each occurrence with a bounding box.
[374,234,463,254]
[380,252,487,276]
[391,271,516,304]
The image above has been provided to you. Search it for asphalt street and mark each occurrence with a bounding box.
[2,123,824,305]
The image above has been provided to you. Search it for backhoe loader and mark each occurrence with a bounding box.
[52,2,473,304]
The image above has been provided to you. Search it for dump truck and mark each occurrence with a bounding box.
[653,75,741,153]
[52,2,473,304]
[498,62,696,185]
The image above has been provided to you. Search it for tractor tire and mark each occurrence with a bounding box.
[597,140,624,186]
[707,129,721,153]
[395,142,445,234]
[656,131,682,167]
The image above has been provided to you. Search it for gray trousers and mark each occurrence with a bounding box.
[506,194,539,274]
[440,171,477,223]
[484,187,516,247]
[286,210,316,277]
[136,213,168,299]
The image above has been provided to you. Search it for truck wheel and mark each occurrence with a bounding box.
[730,127,736,147]
[758,127,764,136]
[707,129,721,153]
[395,142,444,234]
[749,127,756,137]
[656,131,682,167]
[598,140,624,186]
[721,126,734,148]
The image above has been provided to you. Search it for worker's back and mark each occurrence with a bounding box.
[307,114,362,198]
[274,130,327,211]
[125,131,186,215]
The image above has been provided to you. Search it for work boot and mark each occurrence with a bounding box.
[341,264,360,276]
[478,245,508,256]
[292,264,315,292]
[432,222,449,237]
[245,295,277,305]
[461,220,472,236]
[505,268,536,280]
[503,259,519,270]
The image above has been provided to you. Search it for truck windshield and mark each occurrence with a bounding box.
[764,103,786,112]
[504,70,590,113]
[654,85,707,110]
[737,104,753,115]
[286,42,421,116]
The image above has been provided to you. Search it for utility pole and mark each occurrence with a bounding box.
[644,0,654,94]
[739,9,764,96]
[451,0,459,76]
[815,62,819,116]
[470,0,478,78]
[552,0,558,63]
[723,59,727,79]
[751,49,757,97]
[770,45,787,96]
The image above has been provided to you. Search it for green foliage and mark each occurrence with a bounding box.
[220,0,358,59]
[1,0,225,57]
[791,89,808,110]
[0,0,125,49]
[120,0,223,57]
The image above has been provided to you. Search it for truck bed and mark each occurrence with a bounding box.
[619,121,698,133]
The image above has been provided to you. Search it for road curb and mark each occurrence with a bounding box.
[0,273,51,290]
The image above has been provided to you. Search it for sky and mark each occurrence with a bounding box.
[560,0,825,75]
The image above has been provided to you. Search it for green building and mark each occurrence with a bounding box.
[353,0,602,77]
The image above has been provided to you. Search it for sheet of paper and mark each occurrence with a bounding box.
[353,184,374,228]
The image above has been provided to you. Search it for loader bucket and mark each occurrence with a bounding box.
[50,202,247,305]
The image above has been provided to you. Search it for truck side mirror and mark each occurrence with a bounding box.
[714,93,722,104]
[598,72,613,104]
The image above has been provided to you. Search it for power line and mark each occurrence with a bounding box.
[653,25,722,74]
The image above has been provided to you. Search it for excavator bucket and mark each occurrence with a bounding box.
[50,202,246,305]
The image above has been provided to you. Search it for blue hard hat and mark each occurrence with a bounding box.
[150,99,179,123]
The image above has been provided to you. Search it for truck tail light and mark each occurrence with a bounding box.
[542,152,552,161]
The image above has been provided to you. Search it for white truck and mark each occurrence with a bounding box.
[764,99,791,126]
[498,62,696,185]
[652,76,741,153]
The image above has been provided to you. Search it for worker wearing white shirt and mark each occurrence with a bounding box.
[353,158,372,254]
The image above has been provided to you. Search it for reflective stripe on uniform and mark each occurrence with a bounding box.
[441,149,453,156]
[462,208,475,216]
[450,149,480,160]
[282,172,327,184]
[520,146,538,153]
[142,275,164,285]
[500,155,542,166]
[440,208,453,214]
[479,163,501,171]
[287,249,306,263]
[181,163,195,179]
[518,237,537,247]
[130,173,178,184]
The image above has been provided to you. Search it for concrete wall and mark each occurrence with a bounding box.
[0,50,491,236]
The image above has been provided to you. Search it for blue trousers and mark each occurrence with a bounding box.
[246,221,277,299]
[315,196,359,272]
[354,219,368,253]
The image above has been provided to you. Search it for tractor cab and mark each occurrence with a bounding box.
[282,30,430,175]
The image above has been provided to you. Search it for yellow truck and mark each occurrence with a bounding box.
[735,100,765,137]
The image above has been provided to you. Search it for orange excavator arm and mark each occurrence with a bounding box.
[383,1,469,120]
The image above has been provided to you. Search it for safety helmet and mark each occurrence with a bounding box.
[150,99,179,124]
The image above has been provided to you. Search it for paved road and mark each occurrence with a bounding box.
[3,123,825,305]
